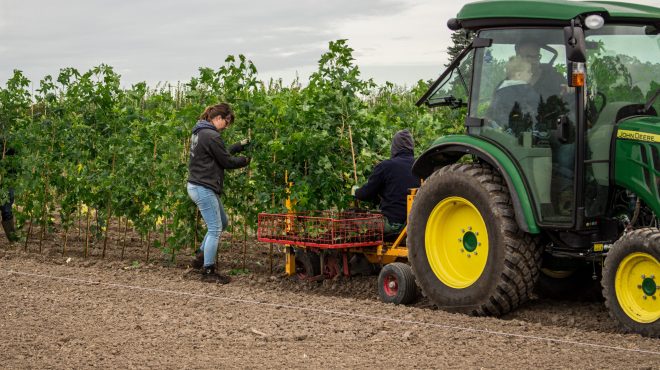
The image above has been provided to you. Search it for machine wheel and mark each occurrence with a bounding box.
[602,228,660,337]
[378,262,418,305]
[294,249,321,280]
[407,163,541,316]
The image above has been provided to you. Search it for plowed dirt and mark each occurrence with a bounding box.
[0,228,658,369]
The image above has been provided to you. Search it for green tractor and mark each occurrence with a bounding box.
[409,0,660,337]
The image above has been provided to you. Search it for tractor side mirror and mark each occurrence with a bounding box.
[564,23,586,62]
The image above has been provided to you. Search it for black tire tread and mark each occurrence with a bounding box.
[378,262,418,305]
[602,227,660,337]
[409,163,542,316]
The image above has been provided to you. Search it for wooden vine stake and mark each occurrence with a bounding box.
[242,222,247,271]
[84,208,91,258]
[121,218,129,259]
[102,153,116,258]
[24,217,32,252]
[347,124,358,184]
[193,210,200,252]
[62,228,68,257]
[145,230,151,263]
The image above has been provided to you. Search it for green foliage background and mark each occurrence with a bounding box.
[0,40,464,255]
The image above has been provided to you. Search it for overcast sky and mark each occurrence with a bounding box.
[1,0,659,88]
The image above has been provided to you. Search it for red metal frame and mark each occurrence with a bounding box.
[257,211,384,248]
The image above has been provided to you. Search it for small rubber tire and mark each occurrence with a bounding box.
[378,262,418,305]
[602,228,660,337]
[294,249,321,280]
[407,163,541,316]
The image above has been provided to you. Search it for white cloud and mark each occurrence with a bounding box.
[1,0,659,87]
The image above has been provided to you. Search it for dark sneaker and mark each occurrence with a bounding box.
[191,249,204,269]
[201,265,231,284]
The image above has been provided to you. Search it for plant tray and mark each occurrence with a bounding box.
[257,211,384,248]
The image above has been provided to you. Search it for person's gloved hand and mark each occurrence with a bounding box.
[351,185,359,196]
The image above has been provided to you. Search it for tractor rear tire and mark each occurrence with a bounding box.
[407,163,541,316]
[378,262,418,305]
[602,228,660,337]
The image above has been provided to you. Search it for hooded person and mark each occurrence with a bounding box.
[187,103,250,284]
[354,129,421,235]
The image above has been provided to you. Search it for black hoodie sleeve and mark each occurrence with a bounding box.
[355,162,385,203]
[228,142,245,154]
[209,136,249,169]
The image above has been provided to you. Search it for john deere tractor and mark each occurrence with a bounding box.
[409,0,660,336]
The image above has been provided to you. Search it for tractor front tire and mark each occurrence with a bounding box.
[602,228,660,337]
[407,163,541,316]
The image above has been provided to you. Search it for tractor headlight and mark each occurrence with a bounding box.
[585,14,605,30]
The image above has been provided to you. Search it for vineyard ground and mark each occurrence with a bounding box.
[0,225,659,368]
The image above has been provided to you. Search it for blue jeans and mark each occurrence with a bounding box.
[187,183,228,268]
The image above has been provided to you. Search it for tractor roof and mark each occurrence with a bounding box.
[457,0,660,29]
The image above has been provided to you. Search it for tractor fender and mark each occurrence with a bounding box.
[412,135,540,234]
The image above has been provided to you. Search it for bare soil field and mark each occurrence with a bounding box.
[0,228,659,369]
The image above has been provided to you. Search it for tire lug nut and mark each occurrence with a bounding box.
[467,254,471,258]
[651,275,655,279]
[475,232,479,236]
[468,226,472,231]
[458,238,462,242]
[474,251,478,256]
[638,285,642,289]
[643,295,647,300]
[642,274,646,279]
[461,229,465,233]
[653,296,657,300]
[478,242,482,246]
[460,249,464,253]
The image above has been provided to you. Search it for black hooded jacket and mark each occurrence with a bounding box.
[187,120,249,194]
[354,130,421,224]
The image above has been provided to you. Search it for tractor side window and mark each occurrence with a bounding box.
[469,28,576,225]
[585,25,660,217]
[424,52,472,108]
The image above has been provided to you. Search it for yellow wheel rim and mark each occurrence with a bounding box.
[614,252,660,324]
[425,196,489,289]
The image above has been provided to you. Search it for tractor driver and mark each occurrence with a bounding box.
[488,55,541,134]
[515,40,566,100]
[352,129,421,237]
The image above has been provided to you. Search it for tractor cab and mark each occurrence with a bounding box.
[418,2,660,233]
[409,0,660,337]
[418,1,660,229]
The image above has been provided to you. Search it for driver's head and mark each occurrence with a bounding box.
[515,40,542,69]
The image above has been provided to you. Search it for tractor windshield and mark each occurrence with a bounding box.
[468,28,577,225]
[584,24,660,217]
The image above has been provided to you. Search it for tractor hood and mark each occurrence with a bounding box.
[616,116,660,144]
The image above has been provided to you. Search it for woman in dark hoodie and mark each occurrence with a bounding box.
[187,103,250,283]
[354,129,421,235]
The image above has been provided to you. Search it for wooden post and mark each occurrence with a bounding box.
[84,210,91,258]
[347,125,358,184]
[242,223,247,270]
[24,217,32,252]
[146,230,151,263]
[121,218,129,259]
